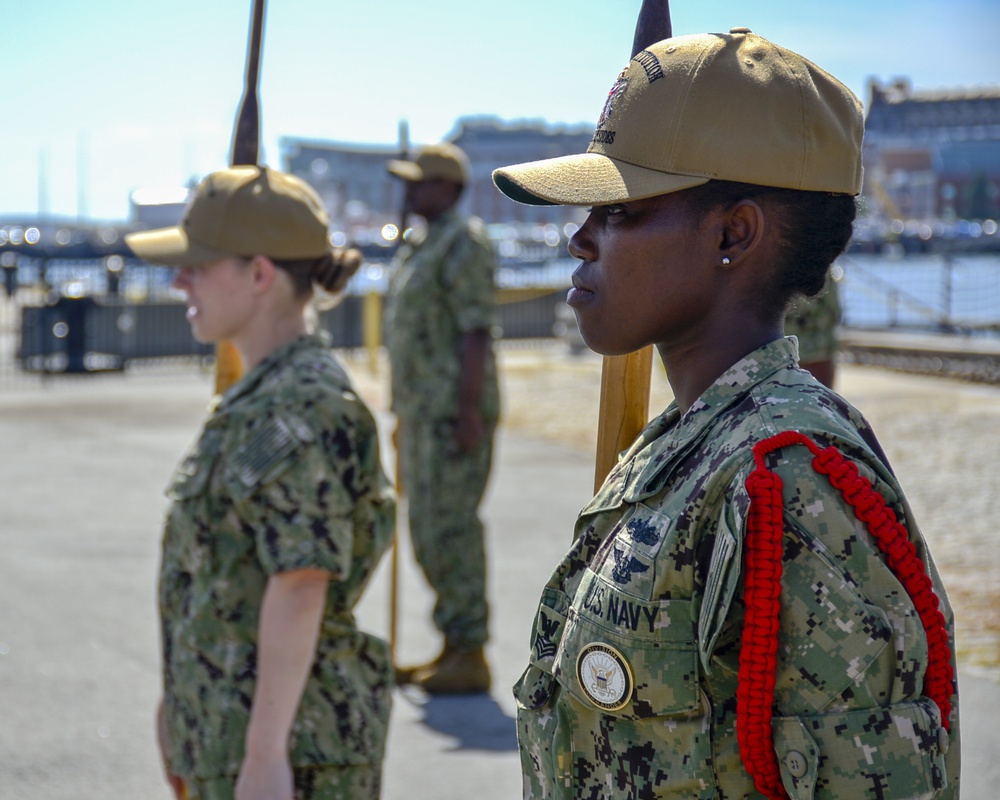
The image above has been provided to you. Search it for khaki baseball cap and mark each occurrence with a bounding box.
[125,166,331,265]
[386,142,470,184]
[493,28,864,206]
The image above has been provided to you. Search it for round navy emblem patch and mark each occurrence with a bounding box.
[576,642,633,711]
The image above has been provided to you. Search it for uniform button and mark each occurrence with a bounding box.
[730,27,753,34]
[784,750,808,778]
[937,727,950,755]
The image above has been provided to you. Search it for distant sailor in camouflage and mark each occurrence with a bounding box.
[385,143,500,693]
[784,273,842,388]
[127,166,395,800]
[494,29,960,799]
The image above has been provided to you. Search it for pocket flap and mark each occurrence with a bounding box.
[772,697,948,800]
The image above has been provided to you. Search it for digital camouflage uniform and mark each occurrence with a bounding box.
[784,275,841,365]
[159,334,395,797]
[516,337,960,800]
[385,207,500,649]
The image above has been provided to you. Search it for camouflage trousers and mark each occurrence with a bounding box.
[182,764,382,800]
[398,416,495,648]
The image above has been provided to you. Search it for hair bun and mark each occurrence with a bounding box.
[314,248,362,294]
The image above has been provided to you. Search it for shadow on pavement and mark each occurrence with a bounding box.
[401,690,518,751]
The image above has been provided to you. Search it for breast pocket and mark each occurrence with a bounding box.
[554,569,701,719]
[167,428,223,501]
[163,430,222,576]
[166,456,213,502]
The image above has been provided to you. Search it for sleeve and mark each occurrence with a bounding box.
[442,225,496,333]
[748,445,956,800]
[222,406,361,579]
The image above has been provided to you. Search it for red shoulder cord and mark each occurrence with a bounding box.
[737,430,954,800]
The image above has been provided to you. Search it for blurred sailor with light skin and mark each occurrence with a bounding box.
[127,166,395,800]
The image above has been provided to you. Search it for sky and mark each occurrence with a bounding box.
[3,0,999,222]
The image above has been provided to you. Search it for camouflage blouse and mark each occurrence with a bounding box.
[159,334,395,780]
[384,207,500,422]
[784,276,842,364]
[516,337,960,800]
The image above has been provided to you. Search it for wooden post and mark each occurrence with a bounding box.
[594,346,654,492]
[213,340,244,396]
[591,2,671,493]
[364,290,381,375]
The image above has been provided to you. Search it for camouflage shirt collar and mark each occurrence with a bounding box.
[216,333,329,411]
[685,336,800,420]
[619,337,800,504]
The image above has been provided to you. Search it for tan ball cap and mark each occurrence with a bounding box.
[386,142,470,184]
[493,28,864,206]
[125,166,331,266]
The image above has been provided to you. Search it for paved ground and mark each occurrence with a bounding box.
[0,353,997,799]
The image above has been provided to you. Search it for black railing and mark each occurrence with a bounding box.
[5,286,568,379]
[3,251,1000,385]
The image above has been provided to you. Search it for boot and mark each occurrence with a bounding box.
[413,646,491,694]
[394,645,450,686]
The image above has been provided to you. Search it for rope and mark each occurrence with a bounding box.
[737,431,954,800]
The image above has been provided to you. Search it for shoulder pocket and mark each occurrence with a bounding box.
[223,414,308,500]
[776,518,893,714]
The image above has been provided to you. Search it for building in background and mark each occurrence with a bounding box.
[448,117,592,227]
[281,116,593,250]
[128,186,191,230]
[9,90,1000,267]
[863,79,1000,223]
[280,138,401,253]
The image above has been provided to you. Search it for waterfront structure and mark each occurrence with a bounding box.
[863,78,1000,221]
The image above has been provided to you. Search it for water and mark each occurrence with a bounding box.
[14,252,1000,334]
[483,252,1000,334]
[839,253,1000,332]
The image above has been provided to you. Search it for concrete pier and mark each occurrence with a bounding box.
[0,352,996,799]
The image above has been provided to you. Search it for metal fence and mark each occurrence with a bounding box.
[2,252,999,388]
[0,265,569,386]
[838,252,1000,334]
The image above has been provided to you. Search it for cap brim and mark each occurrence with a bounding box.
[493,152,710,207]
[124,227,232,266]
[386,160,423,181]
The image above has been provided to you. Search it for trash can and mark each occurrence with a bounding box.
[49,295,98,373]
